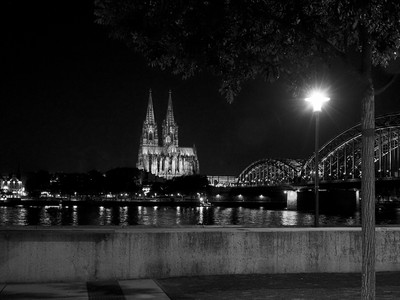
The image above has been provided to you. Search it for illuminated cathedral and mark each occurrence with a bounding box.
[136,90,199,179]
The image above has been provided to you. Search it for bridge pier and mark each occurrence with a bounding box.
[296,189,357,213]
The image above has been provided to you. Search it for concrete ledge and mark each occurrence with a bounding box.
[1,226,400,283]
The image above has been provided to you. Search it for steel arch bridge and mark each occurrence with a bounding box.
[237,112,400,186]
[237,158,303,186]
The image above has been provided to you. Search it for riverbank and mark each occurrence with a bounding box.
[0,197,286,209]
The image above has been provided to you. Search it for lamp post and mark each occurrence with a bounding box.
[305,91,330,227]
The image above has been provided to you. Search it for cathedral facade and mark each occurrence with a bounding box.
[136,90,199,179]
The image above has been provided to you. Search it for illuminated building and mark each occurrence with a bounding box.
[0,174,25,198]
[137,90,199,179]
[207,175,238,187]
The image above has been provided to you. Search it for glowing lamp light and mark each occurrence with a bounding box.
[305,91,330,112]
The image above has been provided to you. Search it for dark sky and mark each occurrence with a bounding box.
[2,1,400,176]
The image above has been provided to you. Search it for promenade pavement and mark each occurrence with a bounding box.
[1,272,400,299]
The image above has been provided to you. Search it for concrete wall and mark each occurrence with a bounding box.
[1,227,400,283]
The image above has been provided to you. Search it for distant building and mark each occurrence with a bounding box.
[0,174,24,198]
[207,175,238,187]
[136,90,200,179]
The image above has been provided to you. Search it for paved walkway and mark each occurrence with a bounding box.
[1,272,400,299]
[0,280,169,300]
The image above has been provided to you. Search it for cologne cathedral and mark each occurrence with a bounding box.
[136,90,200,179]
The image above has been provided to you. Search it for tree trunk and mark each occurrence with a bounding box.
[361,80,375,300]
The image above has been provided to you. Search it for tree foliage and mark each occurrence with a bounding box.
[166,175,209,196]
[25,170,51,197]
[105,167,141,194]
[95,0,400,101]
[25,168,142,197]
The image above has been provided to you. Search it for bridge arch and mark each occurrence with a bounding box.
[302,112,400,182]
[237,158,303,186]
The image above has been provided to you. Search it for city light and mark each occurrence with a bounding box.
[305,91,330,112]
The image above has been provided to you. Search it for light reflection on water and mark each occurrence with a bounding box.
[72,206,78,226]
[0,205,399,227]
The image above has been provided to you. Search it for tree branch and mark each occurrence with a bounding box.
[260,6,354,70]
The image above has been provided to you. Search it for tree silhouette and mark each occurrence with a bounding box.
[167,175,209,197]
[25,170,50,197]
[105,167,140,195]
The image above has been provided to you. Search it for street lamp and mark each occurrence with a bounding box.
[305,91,330,227]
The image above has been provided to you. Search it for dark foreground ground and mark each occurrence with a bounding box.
[157,272,400,299]
[1,272,400,299]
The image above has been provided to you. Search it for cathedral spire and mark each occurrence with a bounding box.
[145,89,156,124]
[165,89,175,126]
[162,90,179,147]
[140,89,158,147]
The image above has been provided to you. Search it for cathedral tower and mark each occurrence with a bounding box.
[140,89,159,146]
[137,90,199,179]
[162,90,179,147]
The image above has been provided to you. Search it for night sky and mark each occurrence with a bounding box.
[3,1,400,176]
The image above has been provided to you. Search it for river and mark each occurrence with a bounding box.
[1,204,400,226]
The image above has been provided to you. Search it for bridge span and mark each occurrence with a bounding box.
[238,112,400,189]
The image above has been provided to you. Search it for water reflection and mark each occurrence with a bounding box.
[176,206,181,225]
[1,204,400,227]
[77,206,99,225]
[119,206,128,225]
[197,207,203,224]
[0,207,8,224]
[127,207,139,225]
[72,206,78,225]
